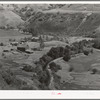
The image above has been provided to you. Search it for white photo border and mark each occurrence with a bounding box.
[0,1,100,99]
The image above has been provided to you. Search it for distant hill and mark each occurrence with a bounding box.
[25,5,100,37]
[61,4,100,12]
[0,8,24,28]
[0,4,100,37]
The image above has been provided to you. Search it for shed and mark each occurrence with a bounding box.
[26,42,40,50]
[31,37,39,42]
[10,42,18,46]
[17,43,29,52]
[25,49,33,54]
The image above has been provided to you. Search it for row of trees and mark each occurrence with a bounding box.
[92,38,100,49]
[0,25,14,30]
[37,39,94,71]
[32,37,100,89]
[34,38,98,89]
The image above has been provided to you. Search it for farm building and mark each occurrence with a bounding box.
[31,37,39,42]
[17,43,29,52]
[26,42,40,50]
[25,49,33,54]
[10,42,18,46]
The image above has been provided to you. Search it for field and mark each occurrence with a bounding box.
[0,29,31,43]
[0,29,100,90]
[51,49,100,90]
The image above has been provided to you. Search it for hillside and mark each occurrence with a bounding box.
[0,10,24,28]
[0,9,24,28]
[25,10,100,37]
[61,4,100,11]
[11,4,54,21]
[0,5,24,28]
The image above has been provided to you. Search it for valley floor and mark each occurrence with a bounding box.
[0,29,100,90]
[51,49,100,90]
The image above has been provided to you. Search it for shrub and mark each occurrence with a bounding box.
[39,38,45,50]
[49,62,62,72]
[0,43,4,46]
[64,45,71,54]
[92,38,100,49]
[1,69,14,85]
[39,54,53,69]
[91,68,97,74]
[39,70,51,86]
[22,64,35,72]
[90,48,93,54]
[47,47,65,59]
[59,47,65,57]
[63,53,71,62]
[0,26,5,29]
[83,50,89,56]
[47,47,59,59]
[69,67,74,72]
[34,63,43,75]
[9,38,12,42]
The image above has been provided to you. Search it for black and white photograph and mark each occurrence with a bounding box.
[0,3,100,90]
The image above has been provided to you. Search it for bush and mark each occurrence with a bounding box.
[1,69,14,85]
[39,70,51,86]
[39,54,53,69]
[91,68,97,74]
[47,47,58,59]
[0,43,4,46]
[92,38,100,49]
[22,64,35,72]
[90,48,93,54]
[0,26,5,29]
[63,53,71,62]
[69,67,74,72]
[34,62,43,75]
[40,40,45,50]
[47,47,65,59]
[49,62,62,72]
[83,50,89,56]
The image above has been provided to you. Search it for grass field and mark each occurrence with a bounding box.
[0,29,31,43]
[51,49,100,90]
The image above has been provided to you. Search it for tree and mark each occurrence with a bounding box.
[63,53,71,62]
[0,42,4,46]
[46,35,49,41]
[83,50,89,56]
[49,62,62,72]
[92,38,100,49]
[91,68,97,74]
[39,36,45,50]
[47,47,65,59]
[25,10,32,18]
[39,70,51,86]
[6,24,10,30]
[39,54,53,69]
